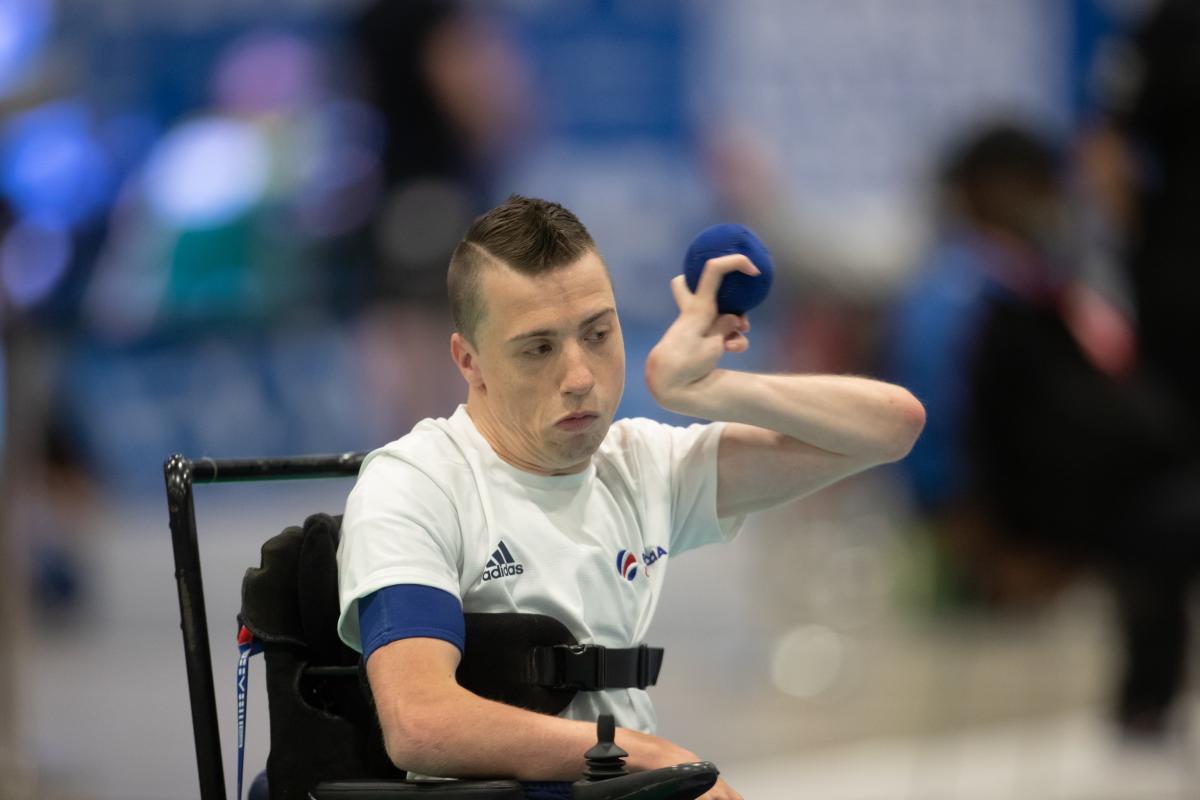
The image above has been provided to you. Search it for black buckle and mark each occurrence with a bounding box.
[555,643,606,690]
[534,643,659,691]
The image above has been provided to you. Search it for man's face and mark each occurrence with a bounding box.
[461,250,625,474]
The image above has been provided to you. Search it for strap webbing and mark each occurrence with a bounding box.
[236,624,263,800]
[532,644,663,691]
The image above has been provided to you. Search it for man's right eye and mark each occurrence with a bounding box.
[524,343,552,357]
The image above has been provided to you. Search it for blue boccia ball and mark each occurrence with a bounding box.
[683,223,774,315]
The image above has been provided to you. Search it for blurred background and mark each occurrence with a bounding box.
[3,0,1200,797]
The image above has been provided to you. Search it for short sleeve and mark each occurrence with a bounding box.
[336,452,464,652]
[359,585,466,663]
[622,419,745,556]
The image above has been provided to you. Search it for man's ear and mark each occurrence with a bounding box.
[450,332,485,389]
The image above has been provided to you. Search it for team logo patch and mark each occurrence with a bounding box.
[616,549,638,581]
[482,540,524,582]
[642,545,668,574]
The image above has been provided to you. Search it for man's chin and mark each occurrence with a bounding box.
[549,424,607,465]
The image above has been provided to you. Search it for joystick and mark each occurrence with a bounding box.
[581,715,629,781]
[571,716,718,800]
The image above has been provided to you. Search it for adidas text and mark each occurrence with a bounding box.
[483,563,524,581]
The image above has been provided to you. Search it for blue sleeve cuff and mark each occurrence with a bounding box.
[358,584,466,663]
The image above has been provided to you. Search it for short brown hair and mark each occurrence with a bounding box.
[447,194,597,344]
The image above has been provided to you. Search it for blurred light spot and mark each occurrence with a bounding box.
[770,624,844,699]
[377,180,471,269]
[0,0,52,97]
[0,218,71,307]
[143,117,268,229]
[212,30,320,116]
[1,100,111,226]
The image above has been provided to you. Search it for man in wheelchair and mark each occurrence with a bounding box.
[333,195,925,799]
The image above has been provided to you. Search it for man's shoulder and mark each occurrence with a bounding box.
[362,414,472,482]
[603,415,668,445]
[604,415,713,442]
[600,416,715,466]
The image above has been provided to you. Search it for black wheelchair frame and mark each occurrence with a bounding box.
[164,451,367,800]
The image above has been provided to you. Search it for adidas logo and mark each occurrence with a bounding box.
[482,540,525,582]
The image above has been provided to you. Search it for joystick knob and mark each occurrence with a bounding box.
[581,715,628,782]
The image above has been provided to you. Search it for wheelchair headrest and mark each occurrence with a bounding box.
[240,512,356,666]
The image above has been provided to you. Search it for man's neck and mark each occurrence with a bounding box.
[463,395,590,476]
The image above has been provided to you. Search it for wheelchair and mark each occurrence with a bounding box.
[164,453,720,800]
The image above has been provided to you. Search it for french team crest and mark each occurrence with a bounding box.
[615,549,638,581]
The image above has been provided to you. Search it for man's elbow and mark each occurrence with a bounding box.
[379,698,456,776]
[879,388,926,462]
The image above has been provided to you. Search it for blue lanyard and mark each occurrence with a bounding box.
[236,625,263,800]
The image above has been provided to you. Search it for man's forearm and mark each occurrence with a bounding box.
[651,368,925,461]
[380,683,689,780]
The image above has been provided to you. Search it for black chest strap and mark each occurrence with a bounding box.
[453,614,666,715]
[532,644,664,691]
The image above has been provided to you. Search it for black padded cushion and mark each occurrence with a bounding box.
[309,780,524,799]
[298,514,348,660]
[241,512,356,666]
[242,513,394,799]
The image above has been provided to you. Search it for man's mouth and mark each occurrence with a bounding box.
[555,411,599,430]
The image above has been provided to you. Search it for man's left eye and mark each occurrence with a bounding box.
[587,329,609,342]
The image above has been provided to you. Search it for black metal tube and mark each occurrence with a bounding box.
[165,450,367,799]
[164,454,227,800]
[190,452,365,484]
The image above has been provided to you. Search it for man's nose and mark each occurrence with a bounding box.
[560,342,595,396]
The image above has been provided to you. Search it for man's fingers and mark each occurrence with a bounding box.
[669,274,691,312]
[711,314,743,338]
[698,777,742,800]
[695,254,760,303]
[707,315,750,352]
[723,332,749,353]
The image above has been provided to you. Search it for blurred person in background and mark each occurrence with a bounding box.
[349,0,533,432]
[890,121,1200,737]
[888,126,1087,607]
[1084,0,1200,424]
[68,26,395,473]
[84,28,365,339]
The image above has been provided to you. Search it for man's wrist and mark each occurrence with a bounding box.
[616,728,699,772]
[649,368,740,422]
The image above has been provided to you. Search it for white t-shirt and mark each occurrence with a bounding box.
[336,404,744,734]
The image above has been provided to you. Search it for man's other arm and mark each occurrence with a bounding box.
[367,637,699,780]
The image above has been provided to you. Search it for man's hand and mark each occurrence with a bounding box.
[645,254,758,417]
[619,730,740,800]
[700,777,742,800]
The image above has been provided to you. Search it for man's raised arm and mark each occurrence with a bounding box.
[645,255,925,516]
